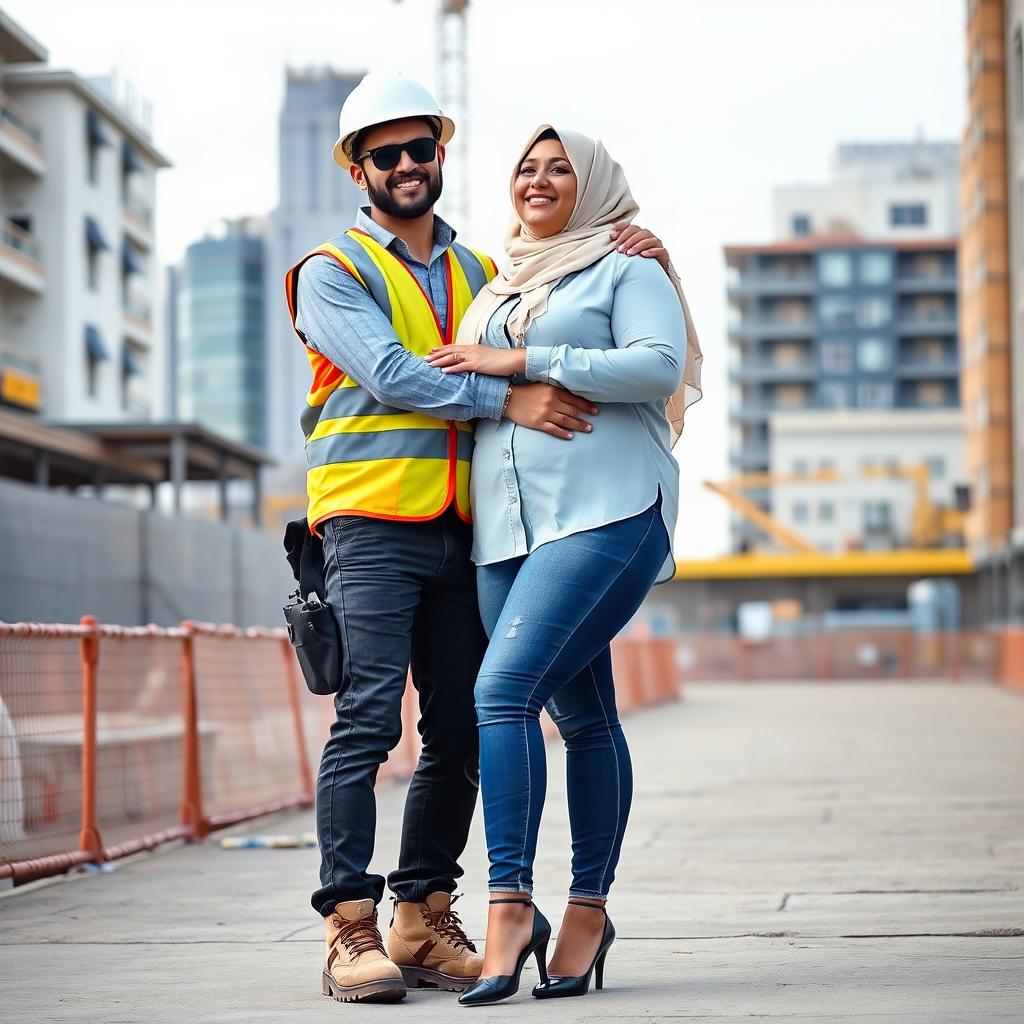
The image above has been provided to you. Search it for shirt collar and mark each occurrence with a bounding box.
[355,207,456,268]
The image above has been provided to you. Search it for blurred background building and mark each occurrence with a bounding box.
[172,217,267,450]
[724,141,965,556]
[0,11,168,424]
[961,0,1021,622]
[264,69,363,469]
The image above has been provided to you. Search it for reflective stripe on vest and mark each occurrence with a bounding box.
[284,228,497,530]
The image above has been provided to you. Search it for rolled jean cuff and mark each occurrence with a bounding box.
[568,887,608,900]
[488,884,533,895]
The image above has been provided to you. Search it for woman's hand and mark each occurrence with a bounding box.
[426,345,526,377]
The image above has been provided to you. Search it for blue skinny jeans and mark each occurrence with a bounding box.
[474,500,669,899]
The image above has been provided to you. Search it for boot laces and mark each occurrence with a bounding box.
[331,909,386,957]
[423,894,476,953]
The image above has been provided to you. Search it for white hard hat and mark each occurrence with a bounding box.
[333,71,455,170]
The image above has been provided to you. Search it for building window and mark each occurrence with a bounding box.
[1015,28,1024,122]
[863,501,891,534]
[792,213,811,236]
[889,203,927,227]
[792,458,808,474]
[819,458,835,472]
[857,382,893,408]
[84,324,108,400]
[819,296,856,327]
[857,337,891,372]
[819,381,849,408]
[821,339,853,373]
[308,122,319,212]
[85,216,109,291]
[926,456,946,480]
[819,501,834,522]
[860,251,892,285]
[792,502,809,523]
[85,110,111,186]
[858,296,892,328]
[916,381,947,407]
[819,252,852,287]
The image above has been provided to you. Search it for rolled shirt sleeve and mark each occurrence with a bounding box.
[295,254,507,421]
[524,256,686,404]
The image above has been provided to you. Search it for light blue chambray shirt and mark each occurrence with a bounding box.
[471,252,687,583]
[294,207,507,422]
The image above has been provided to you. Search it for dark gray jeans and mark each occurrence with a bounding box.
[311,507,486,915]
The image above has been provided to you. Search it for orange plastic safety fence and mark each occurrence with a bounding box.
[91,628,188,856]
[0,625,90,874]
[675,629,1005,683]
[188,626,312,826]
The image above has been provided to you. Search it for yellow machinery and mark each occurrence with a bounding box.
[705,462,966,554]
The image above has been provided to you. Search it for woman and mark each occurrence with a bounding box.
[426,125,702,1006]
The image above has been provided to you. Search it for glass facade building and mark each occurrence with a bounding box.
[176,219,266,449]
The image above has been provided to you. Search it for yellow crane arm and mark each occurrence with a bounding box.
[702,480,821,553]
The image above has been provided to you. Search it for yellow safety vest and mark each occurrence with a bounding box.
[285,227,497,531]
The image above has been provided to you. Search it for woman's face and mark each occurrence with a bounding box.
[513,138,577,238]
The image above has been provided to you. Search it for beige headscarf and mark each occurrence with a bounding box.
[455,124,703,445]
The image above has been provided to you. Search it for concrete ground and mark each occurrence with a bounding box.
[1,681,1022,1023]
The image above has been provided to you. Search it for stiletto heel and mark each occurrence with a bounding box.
[534,938,550,986]
[458,899,551,1007]
[532,899,616,999]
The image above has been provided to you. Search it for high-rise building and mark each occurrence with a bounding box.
[958,0,1024,625]
[725,237,962,552]
[773,141,960,242]
[264,68,364,467]
[0,10,170,423]
[174,218,267,449]
[725,141,963,554]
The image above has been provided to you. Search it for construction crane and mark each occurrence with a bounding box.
[705,463,967,554]
[391,0,471,228]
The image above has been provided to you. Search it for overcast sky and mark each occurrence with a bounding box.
[5,0,966,557]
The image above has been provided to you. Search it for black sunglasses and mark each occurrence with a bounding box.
[357,136,438,172]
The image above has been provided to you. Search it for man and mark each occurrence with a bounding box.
[284,71,669,1004]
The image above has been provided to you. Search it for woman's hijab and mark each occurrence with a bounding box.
[455,124,703,445]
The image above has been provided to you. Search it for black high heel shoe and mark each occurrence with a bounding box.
[458,898,550,1007]
[532,899,615,999]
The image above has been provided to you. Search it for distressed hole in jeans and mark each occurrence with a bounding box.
[505,616,524,639]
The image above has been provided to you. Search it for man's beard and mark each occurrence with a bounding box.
[366,165,444,219]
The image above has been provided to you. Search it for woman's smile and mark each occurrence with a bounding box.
[514,137,577,236]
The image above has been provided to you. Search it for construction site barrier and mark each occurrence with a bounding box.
[676,628,1006,684]
[0,620,681,885]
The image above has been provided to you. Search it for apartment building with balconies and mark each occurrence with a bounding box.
[725,235,962,552]
[0,9,169,424]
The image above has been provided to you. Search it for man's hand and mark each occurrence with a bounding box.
[610,221,670,270]
[504,383,598,440]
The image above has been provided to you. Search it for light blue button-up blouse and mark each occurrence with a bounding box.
[470,251,687,583]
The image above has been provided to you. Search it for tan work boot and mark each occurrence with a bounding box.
[322,899,406,1003]
[388,892,483,992]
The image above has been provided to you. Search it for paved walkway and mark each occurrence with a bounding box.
[2,682,1022,1023]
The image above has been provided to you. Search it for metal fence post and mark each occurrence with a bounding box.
[78,615,104,861]
[180,621,208,839]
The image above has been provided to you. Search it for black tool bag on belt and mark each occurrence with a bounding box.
[282,518,341,695]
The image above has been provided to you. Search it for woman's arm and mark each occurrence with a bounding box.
[526,257,686,403]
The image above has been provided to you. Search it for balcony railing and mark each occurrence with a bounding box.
[1,221,41,262]
[0,93,43,146]
[0,340,41,376]
[123,295,152,323]
[730,316,815,336]
[124,190,153,226]
[730,359,817,381]
[896,357,960,377]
